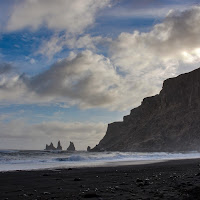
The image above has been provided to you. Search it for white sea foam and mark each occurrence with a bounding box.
[0,150,200,171]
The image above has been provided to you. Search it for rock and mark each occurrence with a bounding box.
[92,68,200,152]
[82,192,100,198]
[87,146,91,152]
[56,141,62,150]
[44,142,56,150]
[43,192,51,195]
[136,178,143,183]
[67,141,76,151]
[44,141,62,150]
[42,173,50,176]
[114,186,120,190]
[74,178,81,181]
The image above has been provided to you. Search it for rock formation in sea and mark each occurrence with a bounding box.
[45,142,56,150]
[87,146,91,152]
[92,68,200,152]
[56,141,62,150]
[67,141,76,151]
[45,141,62,150]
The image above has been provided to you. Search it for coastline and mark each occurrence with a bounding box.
[1,158,200,199]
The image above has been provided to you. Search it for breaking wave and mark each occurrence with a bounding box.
[0,150,200,171]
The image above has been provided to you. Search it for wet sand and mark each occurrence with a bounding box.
[1,158,200,199]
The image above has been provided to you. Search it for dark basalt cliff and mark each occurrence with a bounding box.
[92,68,200,152]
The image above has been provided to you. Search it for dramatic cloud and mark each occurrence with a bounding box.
[1,6,200,111]
[29,50,122,108]
[0,51,124,109]
[111,6,200,72]
[0,119,107,150]
[108,6,200,107]
[6,0,111,33]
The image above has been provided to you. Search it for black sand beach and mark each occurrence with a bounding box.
[1,158,200,200]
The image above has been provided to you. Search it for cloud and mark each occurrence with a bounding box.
[0,63,13,74]
[29,50,122,108]
[1,6,200,111]
[110,6,200,72]
[6,0,111,33]
[30,58,36,64]
[37,34,64,58]
[0,54,157,111]
[0,51,124,109]
[104,3,191,18]
[65,34,112,50]
[4,0,112,58]
[0,71,28,104]
[0,119,107,150]
[37,34,112,58]
[109,6,200,102]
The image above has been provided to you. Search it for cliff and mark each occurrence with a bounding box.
[92,68,200,152]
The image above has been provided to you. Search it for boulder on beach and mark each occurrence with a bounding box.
[67,141,76,151]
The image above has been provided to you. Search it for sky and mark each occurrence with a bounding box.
[0,0,200,150]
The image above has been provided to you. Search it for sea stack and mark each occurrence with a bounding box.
[45,142,56,150]
[87,146,91,152]
[56,141,62,150]
[67,141,76,151]
[92,68,200,152]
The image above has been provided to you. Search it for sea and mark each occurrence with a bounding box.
[0,150,200,172]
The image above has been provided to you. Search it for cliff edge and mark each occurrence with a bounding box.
[92,68,200,152]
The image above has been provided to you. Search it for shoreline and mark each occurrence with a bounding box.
[1,158,200,199]
[0,159,166,173]
[1,150,200,172]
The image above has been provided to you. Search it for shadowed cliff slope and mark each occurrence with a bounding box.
[92,68,200,152]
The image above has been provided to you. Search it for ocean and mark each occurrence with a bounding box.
[0,150,200,172]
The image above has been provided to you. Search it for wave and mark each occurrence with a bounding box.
[53,152,200,163]
[55,155,87,162]
[1,151,200,172]
[0,149,19,154]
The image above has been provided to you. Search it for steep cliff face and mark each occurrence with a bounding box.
[92,68,200,152]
